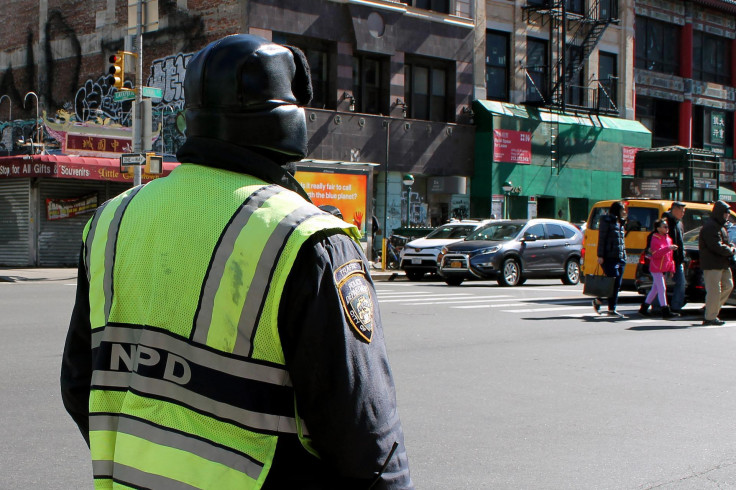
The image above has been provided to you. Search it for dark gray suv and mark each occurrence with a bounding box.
[437,219,583,286]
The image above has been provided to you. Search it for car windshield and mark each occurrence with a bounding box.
[466,223,523,241]
[425,225,477,239]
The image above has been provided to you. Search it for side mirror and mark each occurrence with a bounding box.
[523,234,537,242]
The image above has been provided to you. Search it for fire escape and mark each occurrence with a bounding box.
[522,0,619,170]
[522,0,619,115]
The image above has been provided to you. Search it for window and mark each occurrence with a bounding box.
[405,57,451,122]
[636,96,679,147]
[526,38,548,103]
[399,0,451,13]
[273,33,334,110]
[562,225,578,239]
[486,31,509,101]
[352,54,388,115]
[566,0,584,15]
[598,52,617,111]
[566,61,585,107]
[524,223,546,239]
[599,0,618,20]
[635,16,680,75]
[546,223,566,239]
[693,31,731,85]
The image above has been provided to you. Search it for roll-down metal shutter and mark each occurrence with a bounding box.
[38,180,133,266]
[0,179,31,266]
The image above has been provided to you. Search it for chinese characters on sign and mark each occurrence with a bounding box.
[66,134,132,157]
[493,129,532,164]
[711,111,726,146]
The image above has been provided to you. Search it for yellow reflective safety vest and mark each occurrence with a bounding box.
[83,163,360,489]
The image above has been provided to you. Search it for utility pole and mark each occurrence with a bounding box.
[132,0,144,187]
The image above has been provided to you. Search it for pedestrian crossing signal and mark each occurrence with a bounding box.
[108,52,125,90]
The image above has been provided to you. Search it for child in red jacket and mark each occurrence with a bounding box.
[640,219,679,318]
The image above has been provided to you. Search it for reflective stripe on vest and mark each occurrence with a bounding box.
[83,165,359,489]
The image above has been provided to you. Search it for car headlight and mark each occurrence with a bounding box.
[437,246,449,263]
[476,246,501,255]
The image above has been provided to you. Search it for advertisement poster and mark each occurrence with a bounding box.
[295,170,368,234]
[493,129,532,164]
[622,178,661,199]
[622,146,642,176]
[46,194,98,220]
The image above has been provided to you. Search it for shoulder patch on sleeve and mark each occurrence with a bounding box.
[334,260,375,343]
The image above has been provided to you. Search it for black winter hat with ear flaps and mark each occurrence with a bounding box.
[183,34,313,161]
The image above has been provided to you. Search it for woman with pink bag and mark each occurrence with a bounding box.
[639,218,679,318]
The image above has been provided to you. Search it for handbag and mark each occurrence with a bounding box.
[583,265,615,298]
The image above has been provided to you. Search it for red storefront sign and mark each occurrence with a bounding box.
[65,134,133,157]
[0,155,178,182]
[493,129,532,164]
[622,146,642,176]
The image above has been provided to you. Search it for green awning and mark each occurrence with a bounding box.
[719,184,736,202]
[474,100,651,134]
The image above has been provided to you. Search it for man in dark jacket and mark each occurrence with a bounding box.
[594,201,627,317]
[662,202,686,313]
[698,200,735,325]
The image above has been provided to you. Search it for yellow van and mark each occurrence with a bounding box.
[582,200,717,290]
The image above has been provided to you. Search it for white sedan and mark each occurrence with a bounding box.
[399,220,488,281]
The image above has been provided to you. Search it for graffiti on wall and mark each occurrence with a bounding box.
[73,76,134,125]
[147,52,194,108]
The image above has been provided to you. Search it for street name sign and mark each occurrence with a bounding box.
[113,90,136,102]
[141,86,163,98]
[120,153,146,166]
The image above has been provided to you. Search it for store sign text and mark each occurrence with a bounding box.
[493,129,532,164]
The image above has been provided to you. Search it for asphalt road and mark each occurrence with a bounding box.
[3,276,736,488]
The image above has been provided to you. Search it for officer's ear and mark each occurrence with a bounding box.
[285,45,313,106]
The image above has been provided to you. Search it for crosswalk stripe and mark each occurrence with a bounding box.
[501,305,594,313]
[397,297,519,305]
[379,294,478,303]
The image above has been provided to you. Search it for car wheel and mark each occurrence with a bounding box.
[497,258,522,286]
[562,258,581,285]
[406,271,424,281]
[444,277,464,286]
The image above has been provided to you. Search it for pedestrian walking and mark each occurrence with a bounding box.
[661,201,687,313]
[60,34,412,489]
[698,200,736,326]
[593,201,627,318]
[639,219,678,318]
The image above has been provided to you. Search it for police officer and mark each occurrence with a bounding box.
[61,34,412,489]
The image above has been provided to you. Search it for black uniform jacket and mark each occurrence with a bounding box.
[60,138,413,489]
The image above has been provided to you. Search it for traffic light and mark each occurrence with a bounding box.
[108,52,125,90]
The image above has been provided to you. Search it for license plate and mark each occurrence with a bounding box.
[625,256,639,264]
[450,261,462,268]
[411,258,422,264]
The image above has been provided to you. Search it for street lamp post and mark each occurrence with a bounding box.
[402,173,414,227]
[502,181,513,219]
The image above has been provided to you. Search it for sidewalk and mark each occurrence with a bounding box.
[0,267,404,283]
